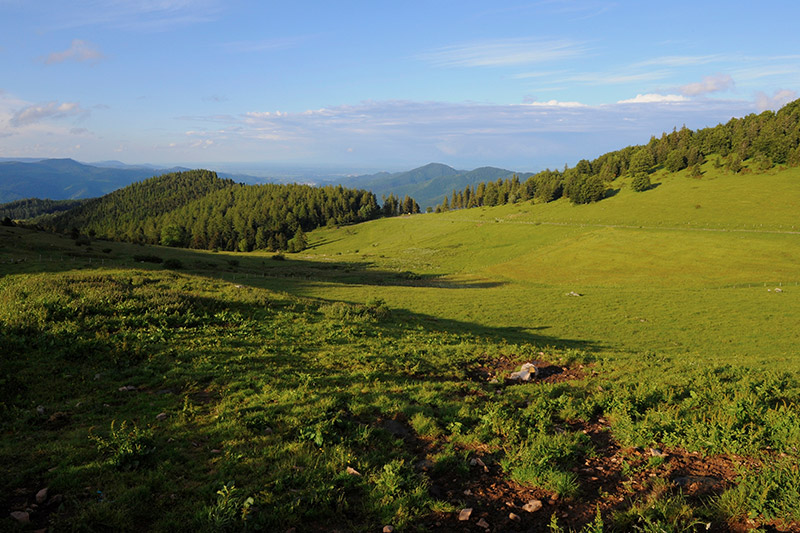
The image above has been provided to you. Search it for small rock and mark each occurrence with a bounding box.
[458,508,472,521]
[463,489,472,496]
[118,385,137,392]
[415,459,433,471]
[94,373,101,380]
[383,526,395,533]
[211,449,222,454]
[775,287,783,293]
[263,427,273,435]
[346,466,361,476]
[477,518,489,529]
[35,487,48,504]
[36,405,45,415]
[10,511,30,523]
[650,447,665,457]
[156,412,168,421]
[523,499,543,513]
[509,512,521,521]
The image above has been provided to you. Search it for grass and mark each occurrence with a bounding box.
[1,162,799,530]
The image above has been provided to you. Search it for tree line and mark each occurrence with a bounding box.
[43,170,419,253]
[0,198,89,221]
[436,98,800,212]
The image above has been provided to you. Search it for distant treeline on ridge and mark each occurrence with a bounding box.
[436,98,800,211]
[40,170,419,252]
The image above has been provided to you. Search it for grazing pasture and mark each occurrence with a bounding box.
[1,163,799,531]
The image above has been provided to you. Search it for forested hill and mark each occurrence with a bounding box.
[0,198,89,221]
[41,169,419,253]
[434,98,800,211]
[346,162,528,209]
[44,170,234,237]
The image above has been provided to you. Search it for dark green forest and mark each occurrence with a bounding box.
[0,198,89,221]
[40,170,418,252]
[436,98,800,211]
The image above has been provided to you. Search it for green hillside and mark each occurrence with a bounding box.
[3,103,800,532]
[293,163,800,363]
[40,170,415,253]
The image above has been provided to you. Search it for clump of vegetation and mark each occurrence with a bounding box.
[89,420,155,470]
[163,258,183,269]
[631,172,651,192]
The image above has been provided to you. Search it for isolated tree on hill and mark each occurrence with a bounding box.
[631,172,651,192]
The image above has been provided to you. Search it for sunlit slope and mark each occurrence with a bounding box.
[308,166,800,285]
[300,166,800,359]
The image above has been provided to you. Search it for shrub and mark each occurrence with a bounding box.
[631,172,651,192]
[163,258,183,269]
[89,420,154,470]
[133,254,163,264]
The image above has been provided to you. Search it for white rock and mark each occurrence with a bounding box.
[346,466,361,476]
[35,487,48,504]
[156,412,168,421]
[458,508,472,521]
[523,499,543,513]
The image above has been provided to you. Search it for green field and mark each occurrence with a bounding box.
[1,163,799,531]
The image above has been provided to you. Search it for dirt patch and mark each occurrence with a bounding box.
[414,419,798,532]
[468,355,587,385]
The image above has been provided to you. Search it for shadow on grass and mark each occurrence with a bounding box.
[0,225,506,290]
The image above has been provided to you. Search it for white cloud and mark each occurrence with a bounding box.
[171,97,758,168]
[755,89,798,111]
[10,101,88,127]
[523,99,587,108]
[680,74,734,96]
[43,39,104,64]
[417,38,587,68]
[617,93,688,104]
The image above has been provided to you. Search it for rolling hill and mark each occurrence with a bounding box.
[344,162,531,208]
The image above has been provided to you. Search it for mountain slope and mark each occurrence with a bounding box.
[0,158,173,203]
[345,163,528,208]
[45,169,235,238]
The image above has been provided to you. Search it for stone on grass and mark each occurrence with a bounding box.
[523,499,543,513]
[118,385,137,392]
[10,511,30,524]
[508,362,540,382]
[156,412,168,421]
[383,526,394,533]
[458,508,472,521]
[36,405,45,415]
[35,487,48,504]
[346,466,361,476]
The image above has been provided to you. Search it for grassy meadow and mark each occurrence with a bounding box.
[1,162,800,531]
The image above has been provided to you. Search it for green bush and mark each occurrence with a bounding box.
[631,173,651,192]
[89,420,154,470]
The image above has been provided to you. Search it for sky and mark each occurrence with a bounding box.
[1,0,799,175]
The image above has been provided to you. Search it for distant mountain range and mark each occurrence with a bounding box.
[0,157,532,209]
[0,159,191,203]
[340,162,532,208]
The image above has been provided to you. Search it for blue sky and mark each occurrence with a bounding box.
[1,0,799,174]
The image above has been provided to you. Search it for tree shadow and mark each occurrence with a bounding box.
[0,226,506,290]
